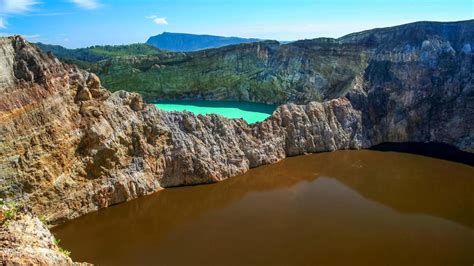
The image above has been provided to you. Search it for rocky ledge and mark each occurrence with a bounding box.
[0,206,74,264]
[0,32,472,264]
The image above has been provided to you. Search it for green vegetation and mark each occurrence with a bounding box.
[88,44,162,57]
[34,39,364,105]
[34,42,162,69]
[39,215,48,224]
[53,238,72,257]
[33,41,297,104]
[0,199,18,225]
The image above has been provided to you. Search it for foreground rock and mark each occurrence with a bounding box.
[0,28,472,263]
[0,207,73,264]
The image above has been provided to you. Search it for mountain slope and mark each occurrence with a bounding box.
[34,42,162,69]
[89,20,473,106]
[146,32,262,51]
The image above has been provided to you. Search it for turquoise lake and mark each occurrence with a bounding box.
[154,100,276,124]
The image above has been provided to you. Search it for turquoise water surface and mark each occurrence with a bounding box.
[154,100,276,124]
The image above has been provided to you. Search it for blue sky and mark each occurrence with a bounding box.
[0,0,472,48]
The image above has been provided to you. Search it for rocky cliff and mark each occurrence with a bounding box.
[92,20,473,106]
[0,206,75,264]
[0,20,472,263]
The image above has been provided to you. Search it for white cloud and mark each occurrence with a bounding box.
[153,17,168,25]
[70,0,99,10]
[0,0,39,14]
[147,15,168,25]
[0,0,40,28]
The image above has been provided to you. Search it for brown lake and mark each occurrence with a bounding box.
[52,150,474,266]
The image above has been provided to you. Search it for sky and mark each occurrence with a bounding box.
[0,0,472,48]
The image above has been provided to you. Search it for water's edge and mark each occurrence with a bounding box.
[370,142,474,166]
[148,100,277,114]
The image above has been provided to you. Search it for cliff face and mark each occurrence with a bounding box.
[93,20,473,106]
[346,21,474,152]
[0,207,74,264]
[96,39,369,104]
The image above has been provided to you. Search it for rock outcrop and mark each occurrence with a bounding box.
[0,207,74,264]
[0,20,472,263]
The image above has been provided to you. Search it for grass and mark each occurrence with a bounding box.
[0,199,71,257]
[1,199,18,225]
[39,215,48,224]
[53,238,72,257]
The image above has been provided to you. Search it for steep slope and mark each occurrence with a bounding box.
[34,42,162,69]
[93,20,473,105]
[146,32,262,51]
[0,207,74,264]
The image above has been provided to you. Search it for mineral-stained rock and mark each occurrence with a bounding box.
[0,207,74,265]
[75,87,93,102]
[85,20,473,108]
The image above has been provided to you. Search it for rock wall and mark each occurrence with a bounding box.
[0,207,74,264]
[92,20,473,106]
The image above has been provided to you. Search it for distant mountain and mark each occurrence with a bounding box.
[146,32,262,52]
[34,42,162,69]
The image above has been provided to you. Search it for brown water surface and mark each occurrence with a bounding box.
[52,150,474,265]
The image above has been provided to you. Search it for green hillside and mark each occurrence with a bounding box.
[34,42,162,69]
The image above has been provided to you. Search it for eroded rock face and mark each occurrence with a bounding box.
[91,20,473,108]
[0,208,73,265]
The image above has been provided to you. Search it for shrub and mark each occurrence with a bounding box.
[53,238,72,257]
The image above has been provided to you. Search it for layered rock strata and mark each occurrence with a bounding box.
[0,207,74,264]
[90,20,473,106]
